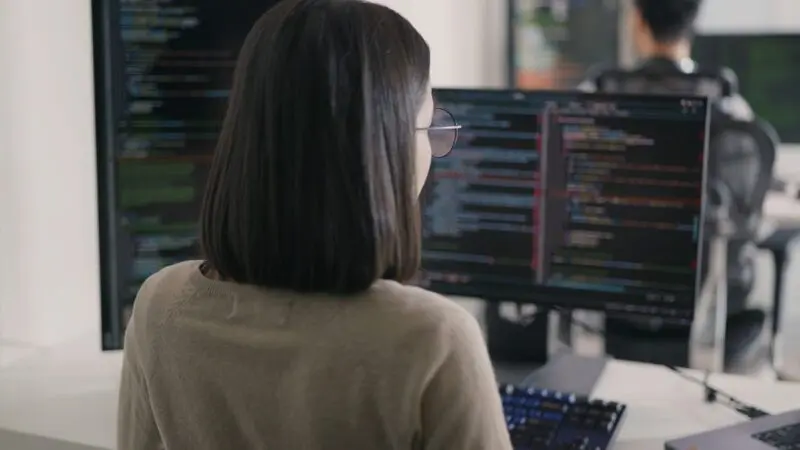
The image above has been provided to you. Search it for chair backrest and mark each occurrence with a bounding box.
[707,113,777,230]
[700,115,777,317]
[595,67,738,99]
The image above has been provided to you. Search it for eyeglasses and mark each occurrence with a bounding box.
[417,107,461,158]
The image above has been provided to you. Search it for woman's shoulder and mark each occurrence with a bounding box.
[127,260,203,323]
[361,282,489,376]
[137,260,201,297]
[364,280,481,335]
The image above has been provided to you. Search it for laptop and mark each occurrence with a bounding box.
[665,410,800,449]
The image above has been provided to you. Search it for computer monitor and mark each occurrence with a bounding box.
[693,34,800,143]
[419,89,709,322]
[92,0,283,350]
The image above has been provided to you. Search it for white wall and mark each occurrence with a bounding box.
[0,0,19,347]
[697,0,800,34]
[0,0,798,352]
[378,0,508,88]
[0,1,100,348]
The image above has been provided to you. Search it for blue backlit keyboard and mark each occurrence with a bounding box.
[500,383,626,450]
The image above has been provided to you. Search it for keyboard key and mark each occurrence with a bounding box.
[753,423,800,449]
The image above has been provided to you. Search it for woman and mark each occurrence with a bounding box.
[117,1,512,449]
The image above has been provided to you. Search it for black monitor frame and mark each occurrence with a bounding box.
[92,0,124,350]
[422,88,711,321]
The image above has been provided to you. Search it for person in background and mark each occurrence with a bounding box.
[580,0,752,120]
[116,1,512,449]
[629,0,703,71]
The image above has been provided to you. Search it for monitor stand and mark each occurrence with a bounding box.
[488,305,607,397]
[519,353,607,397]
[486,237,731,390]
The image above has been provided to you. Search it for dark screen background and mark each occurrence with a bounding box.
[94,0,282,350]
[693,34,800,143]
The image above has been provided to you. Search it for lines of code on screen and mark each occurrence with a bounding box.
[420,90,708,319]
[95,0,275,349]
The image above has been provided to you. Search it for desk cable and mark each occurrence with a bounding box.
[531,306,769,420]
[660,364,768,419]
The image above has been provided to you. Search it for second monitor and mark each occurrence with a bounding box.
[419,89,710,322]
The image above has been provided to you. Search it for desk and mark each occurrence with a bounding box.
[594,362,800,448]
[1,337,800,450]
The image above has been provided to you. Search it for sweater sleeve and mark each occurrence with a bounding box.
[117,303,162,449]
[419,311,513,450]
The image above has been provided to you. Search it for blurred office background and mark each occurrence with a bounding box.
[1,0,800,374]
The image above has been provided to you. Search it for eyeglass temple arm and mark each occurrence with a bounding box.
[425,125,462,130]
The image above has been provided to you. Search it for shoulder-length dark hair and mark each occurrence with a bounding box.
[200,0,430,294]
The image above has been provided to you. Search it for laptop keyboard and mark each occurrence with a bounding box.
[753,423,800,449]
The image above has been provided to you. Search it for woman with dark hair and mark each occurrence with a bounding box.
[117,1,512,449]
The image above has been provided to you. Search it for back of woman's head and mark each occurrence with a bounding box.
[200,0,431,294]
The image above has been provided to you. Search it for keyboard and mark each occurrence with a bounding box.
[500,383,626,450]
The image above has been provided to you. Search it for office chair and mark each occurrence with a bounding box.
[703,115,800,378]
[592,68,800,374]
[594,66,736,100]
[737,118,800,379]
[705,115,774,370]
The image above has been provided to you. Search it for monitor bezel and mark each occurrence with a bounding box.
[91,0,125,351]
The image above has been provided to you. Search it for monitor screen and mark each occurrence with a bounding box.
[693,34,800,143]
[93,0,281,350]
[419,89,709,321]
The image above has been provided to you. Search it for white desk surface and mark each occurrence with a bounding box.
[2,337,800,450]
